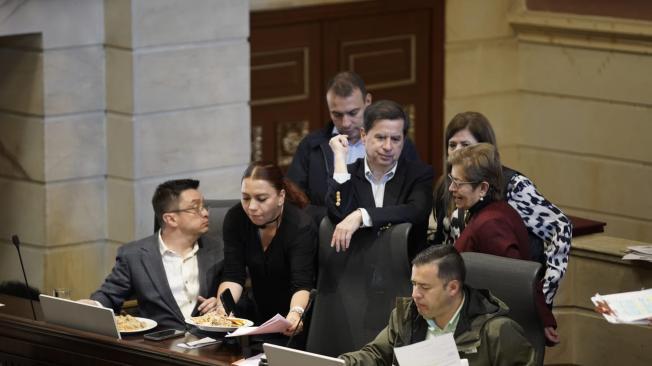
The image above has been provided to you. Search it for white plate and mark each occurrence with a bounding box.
[119,317,157,334]
[185,317,253,332]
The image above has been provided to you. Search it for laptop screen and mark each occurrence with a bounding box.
[263,343,345,366]
[39,294,121,339]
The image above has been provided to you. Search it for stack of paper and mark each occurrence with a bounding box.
[226,313,291,337]
[622,245,652,262]
[591,288,652,324]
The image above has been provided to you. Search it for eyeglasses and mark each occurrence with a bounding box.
[166,204,208,216]
[448,174,478,189]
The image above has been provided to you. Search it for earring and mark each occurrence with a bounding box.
[480,195,484,202]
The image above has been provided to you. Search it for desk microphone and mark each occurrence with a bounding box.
[285,289,317,348]
[12,235,37,320]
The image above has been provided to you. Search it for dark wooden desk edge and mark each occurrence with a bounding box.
[569,215,606,237]
[0,309,240,366]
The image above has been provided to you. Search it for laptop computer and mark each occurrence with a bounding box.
[263,343,345,366]
[39,294,121,339]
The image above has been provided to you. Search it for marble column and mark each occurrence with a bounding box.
[0,0,251,299]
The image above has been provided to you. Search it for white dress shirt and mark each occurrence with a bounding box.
[158,231,200,319]
[333,157,398,227]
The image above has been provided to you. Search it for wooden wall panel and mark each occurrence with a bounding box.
[250,23,322,167]
[324,10,432,161]
[251,1,445,170]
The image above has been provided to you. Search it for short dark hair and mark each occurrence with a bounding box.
[363,100,409,136]
[445,111,497,155]
[326,71,367,99]
[152,179,200,228]
[412,245,466,285]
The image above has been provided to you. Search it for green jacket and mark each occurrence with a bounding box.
[340,286,535,366]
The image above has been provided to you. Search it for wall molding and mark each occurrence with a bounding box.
[509,0,652,55]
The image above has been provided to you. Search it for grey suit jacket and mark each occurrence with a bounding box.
[91,234,223,330]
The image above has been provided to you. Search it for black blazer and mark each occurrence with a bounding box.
[91,234,223,330]
[287,122,420,224]
[326,157,434,259]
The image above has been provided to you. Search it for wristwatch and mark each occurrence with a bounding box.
[289,306,304,315]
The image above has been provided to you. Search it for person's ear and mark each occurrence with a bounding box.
[360,128,367,145]
[365,92,372,106]
[162,212,177,228]
[479,181,490,197]
[446,279,461,295]
[278,189,286,206]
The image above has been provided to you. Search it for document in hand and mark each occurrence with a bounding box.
[226,313,292,337]
[591,288,652,324]
[394,333,467,366]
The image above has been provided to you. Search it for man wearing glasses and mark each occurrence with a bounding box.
[84,179,222,330]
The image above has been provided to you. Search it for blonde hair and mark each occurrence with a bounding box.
[447,143,503,201]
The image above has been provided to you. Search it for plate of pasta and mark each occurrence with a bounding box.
[115,314,157,333]
[186,312,253,332]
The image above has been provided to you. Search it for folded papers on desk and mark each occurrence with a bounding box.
[226,314,291,337]
[622,245,652,263]
[591,288,652,324]
[176,337,220,349]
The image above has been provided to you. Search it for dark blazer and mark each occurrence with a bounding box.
[287,122,420,223]
[326,157,434,259]
[91,234,223,330]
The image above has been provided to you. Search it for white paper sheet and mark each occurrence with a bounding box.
[226,313,291,337]
[394,333,462,366]
[176,337,219,349]
[232,353,265,365]
[591,288,652,324]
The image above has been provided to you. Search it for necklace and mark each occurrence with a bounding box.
[256,208,283,229]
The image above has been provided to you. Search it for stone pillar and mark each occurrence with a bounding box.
[0,0,250,299]
[104,0,250,264]
[0,0,106,299]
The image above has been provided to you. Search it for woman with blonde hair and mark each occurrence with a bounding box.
[447,143,556,344]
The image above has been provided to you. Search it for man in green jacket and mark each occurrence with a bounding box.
[340,245,535,366]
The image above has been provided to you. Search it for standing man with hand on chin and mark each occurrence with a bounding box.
[326,100,433,260]
[287,71,419,224]
[82,179,222,330]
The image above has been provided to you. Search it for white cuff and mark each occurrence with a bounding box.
[333,172,351,184]
[359,208,372,227]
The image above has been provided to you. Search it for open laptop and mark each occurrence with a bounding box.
[39,294,121,339]
[263,343,345,366]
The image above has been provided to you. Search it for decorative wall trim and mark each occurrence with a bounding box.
[251,47,309,106]
[509,1,652,55]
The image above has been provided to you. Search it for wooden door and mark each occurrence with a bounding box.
[250,23,322,167]
[251,0,444,171]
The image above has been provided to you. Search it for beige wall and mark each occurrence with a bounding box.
[0,0,250,299]
[446,0,652,244]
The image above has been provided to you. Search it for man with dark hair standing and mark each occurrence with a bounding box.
[340,245,535,366]
[83,179,222,330]
[327,100,432,259]
[287,71,419,222]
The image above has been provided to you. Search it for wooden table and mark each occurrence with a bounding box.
[0,294,249,366]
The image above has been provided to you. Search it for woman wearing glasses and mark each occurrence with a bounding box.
[215,161,317,347]
[447,143,530,258]
[432,112,570,345]
[447,143,556,340]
